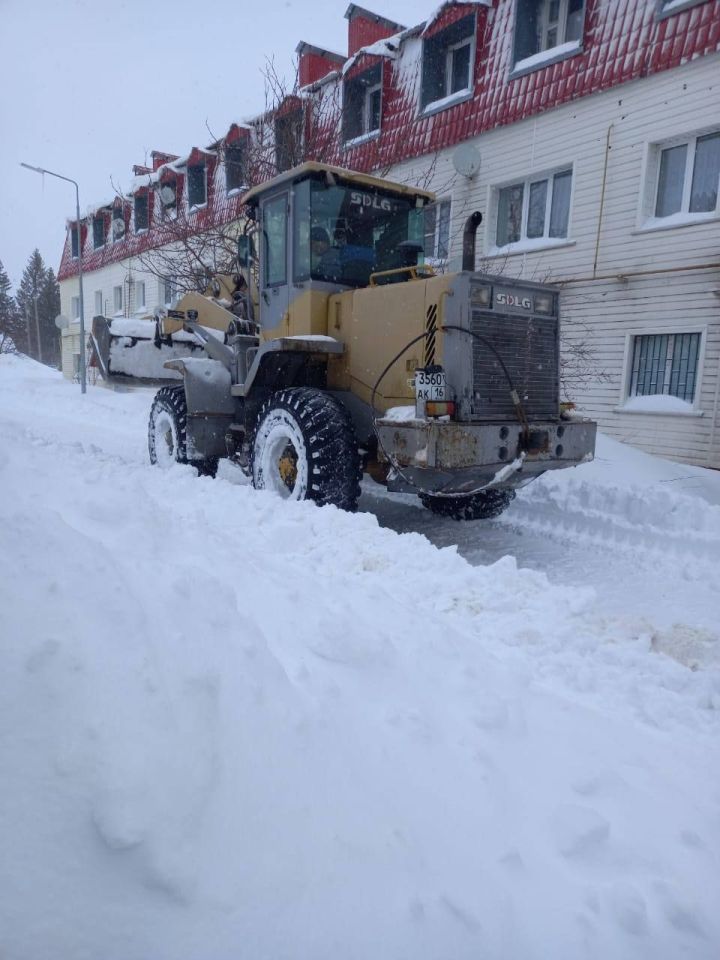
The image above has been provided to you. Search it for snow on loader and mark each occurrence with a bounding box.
[89,275,251,383]
[147,162,596,520]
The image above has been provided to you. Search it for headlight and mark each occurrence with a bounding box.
[534,292,554,314]
[470,284,492,306]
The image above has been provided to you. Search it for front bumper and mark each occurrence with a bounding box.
[375,417,597,494]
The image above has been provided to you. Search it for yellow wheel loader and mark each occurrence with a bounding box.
[147,162,596,520]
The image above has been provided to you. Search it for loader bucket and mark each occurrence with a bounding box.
[89,315,204,384]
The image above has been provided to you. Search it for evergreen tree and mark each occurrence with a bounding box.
[16,249,61,367]
[0,260,23,355]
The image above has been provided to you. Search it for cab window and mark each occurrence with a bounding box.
[263,193,287,286]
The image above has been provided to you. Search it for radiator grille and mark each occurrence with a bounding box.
[470,310,558,419]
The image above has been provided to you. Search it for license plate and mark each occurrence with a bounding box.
[415,369,446,401]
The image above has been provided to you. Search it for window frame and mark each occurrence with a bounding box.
[70,225,80,259]
[162,277,178,308]
[71,295,80,320]
[134,280,146,312]
[342,65,383,146]
[655,0,708,20]
[424,197,452,263]
[419,13,476,116]
[225,142,246,194]
[187,163,208,210]
[92,214,107,250]
[112,285,123,316]
[262,192,289,288]
[510,0,586,79]
[617,328,707,415]
[94,290,103,317]
[134,193,149,233]
[638,128,720,231]
[489,166,574,255]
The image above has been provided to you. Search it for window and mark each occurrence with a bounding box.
[652,131,720,220]
[163,278,177,307]
[495,168,572,248]
[94,290,103,317]
[264,194,287,286]
[111,206,125,242]
[656,0,707,19]
[187,164,207,208]
[343,65,382,142]
[70,226,79,259]
[113,285,123,314]
[135,281,146,311]
[292,178,425,287]
[421,14,475,110]
[629,333,701,403]
[275,111,303,173]
[513,0,585,69]
[71,296,80,320]
[225,142,246,193]
[93,215,106,250]
[424,199,451,260]
[134,194,149,232]
[159,180,177,219]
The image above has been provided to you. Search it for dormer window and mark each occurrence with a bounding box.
[275,110,303,173]
[187,163,207,208]
[343,64,382,143]
[421,14,475,111]
[225,142,246,193]
[93,215,106,250]
[70,225,79,259]
[134,193,149,232]
[111,205,125,242]
[159,180,177,219]
[513,0,585,73]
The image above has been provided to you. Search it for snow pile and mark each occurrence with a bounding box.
[1,356,719,960]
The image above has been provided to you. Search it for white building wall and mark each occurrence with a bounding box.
[386,53,720,467]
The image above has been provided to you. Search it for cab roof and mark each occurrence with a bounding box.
[240,162,435,207]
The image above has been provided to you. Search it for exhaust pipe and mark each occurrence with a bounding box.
[462,211,483,272]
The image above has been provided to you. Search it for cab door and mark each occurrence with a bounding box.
[259,191,290,337]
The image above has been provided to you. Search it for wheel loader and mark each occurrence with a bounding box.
[146,161,596,520]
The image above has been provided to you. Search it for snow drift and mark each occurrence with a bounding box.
[0,356,719,960]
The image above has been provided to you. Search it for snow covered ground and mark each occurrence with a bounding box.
[1,355,719,960]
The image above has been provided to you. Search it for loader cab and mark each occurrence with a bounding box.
[241,163,434,338]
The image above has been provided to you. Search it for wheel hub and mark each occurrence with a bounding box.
[277,444,298,490]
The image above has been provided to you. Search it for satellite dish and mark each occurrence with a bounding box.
[160,184,176,206]
[452,144,481,179]
[55,314,70,330]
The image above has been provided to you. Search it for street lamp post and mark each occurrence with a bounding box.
[20,162,86,393]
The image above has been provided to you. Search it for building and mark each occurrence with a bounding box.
[58,0,720,467]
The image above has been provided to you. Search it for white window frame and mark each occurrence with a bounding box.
[424,197,452,263]
[637,128,720,232]
[420,16,476,116]
[364,82,382,135]
[94,290,103,317]
[511,0,585,75]
[445,36,473,98]
[163,278,177,308]
[71,296,80,320]
[70,226,80,260]
[111,209,125,244]
[134,280,146,312]
[113,285,123,316]
[488,166,574,255]
[616,327,707,416]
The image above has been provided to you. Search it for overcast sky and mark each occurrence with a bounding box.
[0,0,425,289]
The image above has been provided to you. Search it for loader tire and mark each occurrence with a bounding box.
[250,388,361,511]
[148,384,219,477]
[420,488,516,521]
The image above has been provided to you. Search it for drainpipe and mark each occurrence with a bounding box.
[593,124,614,280]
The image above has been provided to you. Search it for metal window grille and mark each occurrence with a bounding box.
[630,333,700,402]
